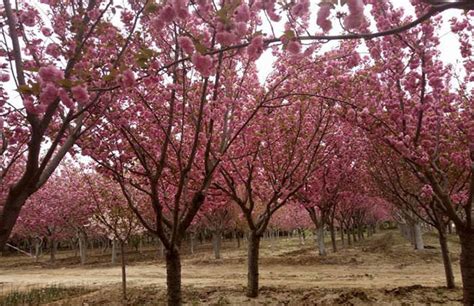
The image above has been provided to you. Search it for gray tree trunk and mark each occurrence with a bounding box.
[317,226,327,256]
[212,231,222,259]
[111,239,118,264]
[414,222,424,250]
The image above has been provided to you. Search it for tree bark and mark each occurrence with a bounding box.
[437,226,455,289]
[34,237,42,262]
[330,225,337,253]
[340,227,345,247]
[165,248,182,306]
[212,231,221,259]
[247,232,261,298]
[120,241,127,302]
[414,222,424,250]
[459,230,474,305]
[78,232,87,265]
[0,193,29,250]
[190,233,195,255]
[316,226,327,256]
[50,237,57,263]
[111,239,117,264]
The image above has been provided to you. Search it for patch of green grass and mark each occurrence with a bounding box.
[0,285,91,306]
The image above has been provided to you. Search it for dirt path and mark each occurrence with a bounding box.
[0,232,461,293]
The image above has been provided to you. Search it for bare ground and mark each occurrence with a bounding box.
[0,230,464,305]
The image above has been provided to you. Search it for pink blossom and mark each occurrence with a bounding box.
[151,17,165,31]
[160,6,176,23]
[71,85,89,104]
[173,0,189,19]
[234,22,248,37]
[317,4,332,32]
[38,65,64,83]
[247,36,265,60]
[178,36,195,55]
[45,43,61,58]
[19,9,37,27]
[234,4,250,22]
[58,88,74,108]
[286,40,301,55]
[344,0,364,29]
[0,73,10,82]
[420,185,433,198]
[41,27,53,36]
[191,53,213,77]
[40,83,58,105]
[216,31,237,46]
[291,0,310,18]
[121,69,136,88]
[23,96,36,113]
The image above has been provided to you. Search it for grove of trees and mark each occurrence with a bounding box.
[1,0,473,305]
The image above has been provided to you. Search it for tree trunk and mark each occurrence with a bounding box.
[34,238,42,262]
[190,233,195,255]
[330,225,337,253]
[459,230,474,305]
[212,231,221,259]
[120,241,127,302]
[316,226,326,256]
[78,232,87,265]
[0,192,29,250]
[347,228,352,246]
[237,232,241,248]
[247,232,261,298]
[414,222,424,250]
[165,247,182,306]
[340,227,345,247]
[437,226,455,289]
[50,237,57,263]
[111,239,118,264]
[352,228,357,243]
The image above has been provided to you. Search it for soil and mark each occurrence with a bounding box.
[0,230,463,305]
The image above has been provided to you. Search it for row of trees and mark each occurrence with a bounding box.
[1,0,473,305]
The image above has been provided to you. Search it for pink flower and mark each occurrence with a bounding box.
[23,96,36,113]
[41,27,53,37]
[40,83,58,105]
[151,17,165,31]
[38,65,64,83]
[234,4,250,22]
[173,0,189,19]
[234,22,248,37]
[247,36,265,60]
[178,36,195,55]
[58,88,74,108]
[121,69,135,88]
[160,6,176,23]
[46,43,61,58]
[19,9,37,27]
[317,4,332,32]
[216,31,237,46]
[291,0,310,18]
[344,0,364,29]
[286,40,301,55]
[191,53,213,77]
[0,73,10,82]
[71,85,89,104]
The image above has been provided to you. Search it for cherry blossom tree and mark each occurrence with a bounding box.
[318,2,473,302]
[215,91,337,297]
